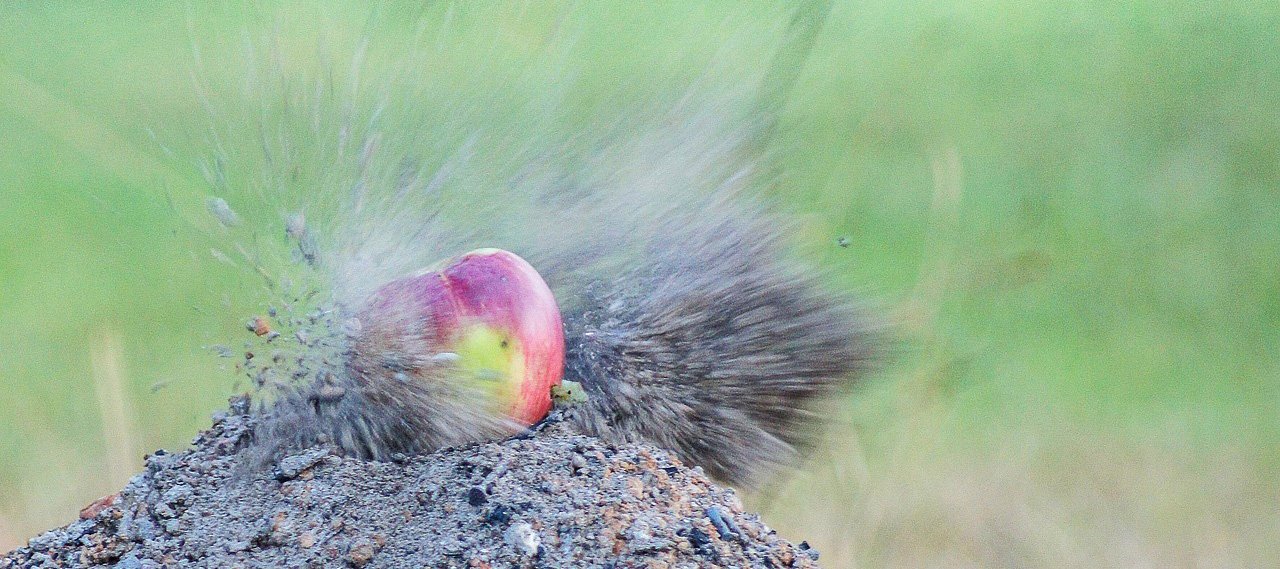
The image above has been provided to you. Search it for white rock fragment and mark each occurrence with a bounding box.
[505,522,540,556]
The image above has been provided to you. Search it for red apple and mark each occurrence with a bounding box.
[351,248,565,428]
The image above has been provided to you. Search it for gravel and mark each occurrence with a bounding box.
[2,400,821,568]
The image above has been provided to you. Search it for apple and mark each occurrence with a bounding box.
[350,248,565,428]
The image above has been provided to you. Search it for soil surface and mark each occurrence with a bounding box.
[2,400,821,568]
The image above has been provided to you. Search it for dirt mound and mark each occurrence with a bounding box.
[3,402,821,568]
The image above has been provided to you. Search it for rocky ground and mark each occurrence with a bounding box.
[2,400,821,568]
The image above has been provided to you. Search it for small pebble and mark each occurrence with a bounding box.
[707,506,740,541]
[274,448,330,481]
[347,538,377,567]
[798,540,820,560]
[504,523,540,556]
[467,487,488,506]
[163,519,182,535]
[484,504,512,525]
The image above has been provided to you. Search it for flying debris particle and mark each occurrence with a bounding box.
[285,212,306,239]
[247,316,273,336]
[837,236,850,248]
[312,384,347,403]
[341,318,363,336]
[210,248,236,265]
[429,352,461,365]
[206,197,241,228]
[284,212,319,266]
[296,232,319,266]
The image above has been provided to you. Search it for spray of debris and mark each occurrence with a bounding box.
[170,2,876,486]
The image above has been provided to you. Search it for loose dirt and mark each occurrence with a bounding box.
[3,400,821,568]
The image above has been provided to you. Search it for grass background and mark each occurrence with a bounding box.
[1,1,1278,567]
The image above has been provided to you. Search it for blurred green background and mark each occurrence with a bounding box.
[2,2,1278,567]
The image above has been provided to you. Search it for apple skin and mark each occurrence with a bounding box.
[357,248,565,428]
